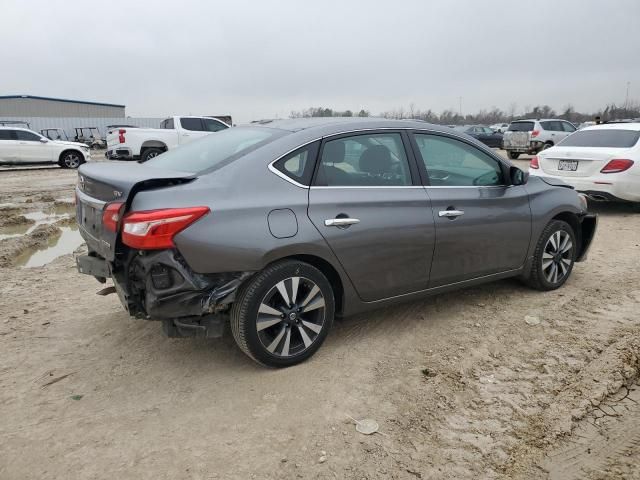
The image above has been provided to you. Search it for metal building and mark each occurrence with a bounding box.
[0,95,125,118]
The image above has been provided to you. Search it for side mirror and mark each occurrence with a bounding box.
[39,137,48,143]
[510,166,528,185]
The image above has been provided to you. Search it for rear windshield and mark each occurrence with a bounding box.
[508,122,534,132]
[558,129,640,148]
[145,127,285,173]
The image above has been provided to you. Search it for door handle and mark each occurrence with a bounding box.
[324,218,360,227]
[438,210,464,218]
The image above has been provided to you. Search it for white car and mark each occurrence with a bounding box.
[0,126,90,168]
[490,123,509,133]
[529,123,640,203]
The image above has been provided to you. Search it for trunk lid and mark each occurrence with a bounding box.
[76,162,195,260]
[539,146,630,178]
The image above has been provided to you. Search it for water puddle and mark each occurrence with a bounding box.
[15,226,84,268]
[0,205,76,240]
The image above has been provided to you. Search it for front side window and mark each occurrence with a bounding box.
[272,142,319,185]
[414,134,504,187]
[161,118,174,129]
[16,130,42,141]
[561,121,576,132]
[315,133,411,186]
[203,118,228,132]
[180,118,204,131]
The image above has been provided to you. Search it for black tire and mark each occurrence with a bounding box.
[523,220,577,291]
[542,142,554,150]
[141,147,164,162]
[508,151,520,160]
[58,150,83,169]
[230,260,335,367]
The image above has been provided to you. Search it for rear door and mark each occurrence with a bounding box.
[307,131,435,302]
[411,132,531,287]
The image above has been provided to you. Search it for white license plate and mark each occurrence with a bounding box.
[558,160,578,171]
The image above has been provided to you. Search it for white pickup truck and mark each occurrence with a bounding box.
[105,116,230,162]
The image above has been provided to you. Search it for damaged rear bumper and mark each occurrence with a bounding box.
[76,249,252,335]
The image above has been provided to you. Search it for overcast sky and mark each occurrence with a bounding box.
[1,0,638,123]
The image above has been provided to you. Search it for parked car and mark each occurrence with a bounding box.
[105,116,230,162]
[490,123,510,133]
[455,125,503,148]
[75,118,596,367]
[0,126,90,168]
[529,123,640,205]
[503,119,577,159]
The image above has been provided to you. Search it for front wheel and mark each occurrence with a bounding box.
[230,260,335,367]
[58,150,83,169]
[524,220,576,291]
[508,151,520,160]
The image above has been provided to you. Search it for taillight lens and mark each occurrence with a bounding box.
[531,130,540,138]
[600,159,634,174]
[121,207,210,250]
[530,156,540,169]
[102,202,125,232]
[118,129,126,143]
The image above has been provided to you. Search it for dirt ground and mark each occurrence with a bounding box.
[0,155,639,480]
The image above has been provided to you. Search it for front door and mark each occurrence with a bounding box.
[15,130,52,163]
[411,132,531,287]
[307,131,435,302]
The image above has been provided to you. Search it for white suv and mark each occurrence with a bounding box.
[0,127,90,168]
[503,119,577,159]
[529,123,640,204]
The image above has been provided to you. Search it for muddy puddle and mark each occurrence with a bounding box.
[0,203,84,267]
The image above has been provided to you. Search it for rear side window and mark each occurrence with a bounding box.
[202,118,228,132]
[180,118,204,131]
[414,134,504,187]
[315,133,411,186]
[0,130,14,140]
[508,122,534,132]
[161,118,174,129]
[558,129,640,148]
[145,127,284,173]
[272,142,319,185]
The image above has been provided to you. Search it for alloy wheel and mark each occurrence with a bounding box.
[256,276,326,358]
[63,152,81,168]
[542,230,574,284]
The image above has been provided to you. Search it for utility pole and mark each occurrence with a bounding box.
[625,81,630,109]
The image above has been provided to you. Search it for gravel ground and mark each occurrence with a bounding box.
[0,153,639,479]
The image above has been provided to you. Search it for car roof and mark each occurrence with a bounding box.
[0,126,36,132]
[511,118,567,122]
[582,122,640,132]
[243,117,454,136]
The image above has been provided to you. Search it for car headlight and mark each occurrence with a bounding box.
[578,193,588,211]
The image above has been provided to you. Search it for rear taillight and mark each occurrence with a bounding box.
[530,156,540,169]
[118,129,126,143]
[600,159,634,174]
[121,207,210,250]
[531,130,540,138]
[102,202,125,232]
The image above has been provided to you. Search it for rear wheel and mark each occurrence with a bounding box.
[58,150,83,169]
[230,260,335,367]
[524,220,576,291]
[542,142,554,150]
[508,151,520,160]
[141,147,164,162]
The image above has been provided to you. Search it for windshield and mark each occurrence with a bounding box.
[508,121,534,132]
[558,129,640,148]
[145,127,285,173]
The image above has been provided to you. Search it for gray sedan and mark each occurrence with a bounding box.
[75,118,597,367]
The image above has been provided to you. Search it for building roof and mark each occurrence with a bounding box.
[0,95,125,108]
